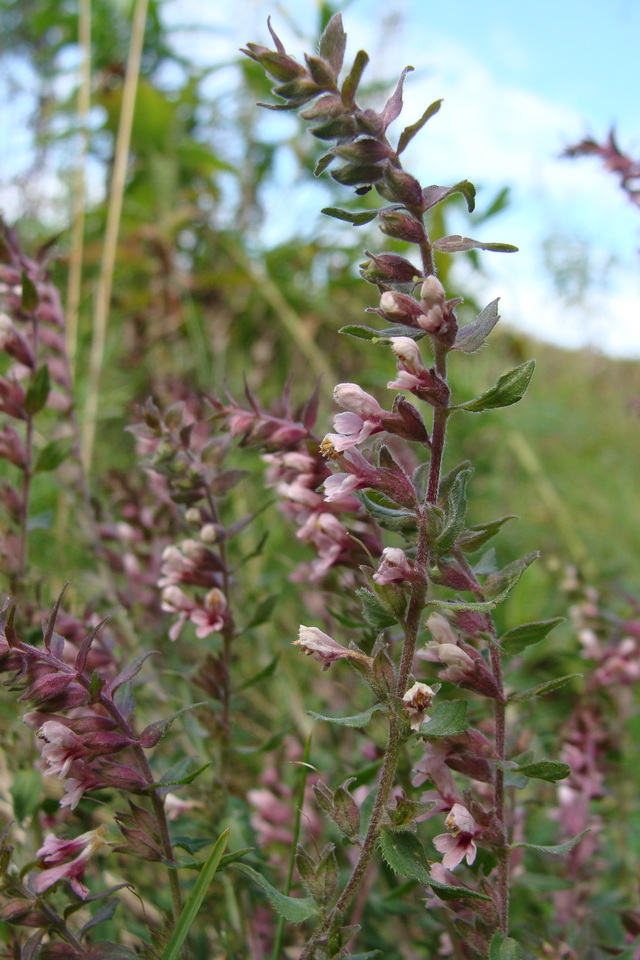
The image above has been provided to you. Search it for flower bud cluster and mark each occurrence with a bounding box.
[418,613,501,699]
[0,601,152,816]
[217,382,385,580]
[0,223,77,584]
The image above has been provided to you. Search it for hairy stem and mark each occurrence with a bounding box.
[299,708,403,959]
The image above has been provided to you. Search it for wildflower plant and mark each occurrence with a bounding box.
[239,14,583,959]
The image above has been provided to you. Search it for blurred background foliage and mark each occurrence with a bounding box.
[0,2,639,954]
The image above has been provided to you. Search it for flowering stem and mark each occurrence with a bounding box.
[299,709,403,959]
[272,733,312,960]
[488,642,509,933]
[88,685,184,924]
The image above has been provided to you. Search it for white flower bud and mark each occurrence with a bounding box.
[333,383,383,419]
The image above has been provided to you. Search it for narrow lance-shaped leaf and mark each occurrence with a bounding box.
[512,759,571,782]
[457,515,517,553]
[432,235,518,253]
[437,467,472,551]
[455,360,535,413]
[381,65,414,129]
[321,207,378,226]
[512,829,590,855]
[24,365,50,416]
[422,178,476,213]
[159,830,229,960]
[34,438,72,473]
[379,829,492,901]
[489,933,526,960]
[319,13,346,75]
[341,49,369,107]
[426,553,534,613]
[482,553,538,599]
[314,153,334,177]
[339,323,426,343]
[357,587,398,629]
[454,298,501,353]
[233,863,318,922]
[397,99,443,155]
[508,673,582,703]
[21,271,39,312]
[500,618,564,656]
[108,651,157,696]
[307,703,386,728]
[419,700,468,738]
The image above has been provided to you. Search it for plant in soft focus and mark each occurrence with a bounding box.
[564,131,640,211]
[3,6,640,960]
[237,14,586,959]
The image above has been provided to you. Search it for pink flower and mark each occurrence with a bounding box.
[294,626,372,671]
[433,803,480,869]
[323,473,364,502]
[373,547,416,585]
[401,681,436,730]
[33,827,108,899]
[189,588,227,638]
[37,721,85,779]
[323,383,385,452]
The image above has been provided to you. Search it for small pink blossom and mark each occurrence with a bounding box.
[401,681,436,730]
[294,626,372,671]
[33,826,108,899]
[433,803,480,869]
[323,383,385,452]
[323,473,364,502]
[373,547,416,585]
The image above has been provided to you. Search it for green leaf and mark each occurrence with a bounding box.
[433,235,518,254]
[339,323,425,342]
[454,298,500,353]
[422,179,476,213]
[151,759,214,788]
[379,828,431,883]
[314,153,334,177]
[357,587,398,629]
[379,827,493,902]
[419,700,468,737]
[457,515,517,552]
[21,271,39,312]
[455,360,535,413]
[513,759,571,782]
[140,703,207,748]
[427,877,493,902]
[397,99,443,154]
[489,932,526,960]
[11,769,42,821]
[243,594,279,630]
[236,654,280,692]
[357,491,417,532]
[508,673,582,703]
[34,438,72,473]
[159,830,229,960]
[483,553,538,598]
[500,618,564,656]
[341,49,369,107]
[24,365,50,416]
[512,829,590,855]
[437,467,472,551]
[318,13,346,74]
[307,703,386,728]
[426,553,532,614]
[233,863,318,922]
[321,207,378,225]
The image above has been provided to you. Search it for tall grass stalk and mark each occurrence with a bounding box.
[81,0,149,472]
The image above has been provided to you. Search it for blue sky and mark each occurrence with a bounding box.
[2,0,639,356]
[164,0,639,356]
